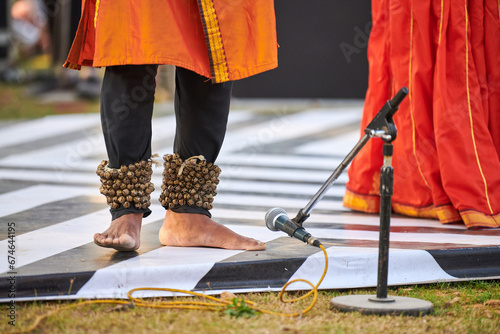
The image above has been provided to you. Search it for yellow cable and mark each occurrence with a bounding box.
[11,244,329,333]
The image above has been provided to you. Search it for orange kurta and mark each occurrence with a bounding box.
[64,0,278,83]
[344,0,500,228]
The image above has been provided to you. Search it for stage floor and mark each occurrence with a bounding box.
[1,101,499,302]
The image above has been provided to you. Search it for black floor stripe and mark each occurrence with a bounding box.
[428,247,500,278]
[0,179,40,195]
[0,195,107,240]
[195,237,320,290]
[0,272,96,299]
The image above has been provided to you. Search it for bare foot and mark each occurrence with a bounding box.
[159,210,266,251]
[94,213,142,251]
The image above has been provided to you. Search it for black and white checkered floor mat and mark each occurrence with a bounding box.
[1,103,499,301]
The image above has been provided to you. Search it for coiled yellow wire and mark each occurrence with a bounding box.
[13,244,328,333]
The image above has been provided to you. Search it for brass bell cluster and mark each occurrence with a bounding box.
[96,160,155,210]
[159,153,220,211]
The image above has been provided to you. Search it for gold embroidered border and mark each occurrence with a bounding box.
[438,0,444,44]
[343,188,381,214]
[197,0,230,83]
[94,0,100,28]
[392,202,439,220]
[461,209,500,228]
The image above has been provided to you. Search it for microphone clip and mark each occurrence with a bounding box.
[292,209,310,227]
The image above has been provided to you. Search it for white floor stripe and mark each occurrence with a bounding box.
[150,111,254,153]
[0,131,107,169]
[287,247,456,290]
[0,114,185,169]
[150,112,251,150]
[0,168,100,184]
[0,115,126,171]
[220,108,362,152]
[0,185,97,218]
[75,247,243,299]
[151,115,176,144]
[220,166,348,184]
[218,179,346,197]
[294,130,361,156]
[0,204,165,274]
[213,193,347,211]
[0,114,100,149]
[217,153,344,170]
[226,110,256,124]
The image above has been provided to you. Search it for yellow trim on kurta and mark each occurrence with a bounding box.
[343,189,380,214]
[408,7,431,190]
[464,2,494,214]
[198,0,230,83]
[434,204,461,223]
[438,0,444,44]
[94,0,100,28]
[392,202,438,220]
[460,210,500,228]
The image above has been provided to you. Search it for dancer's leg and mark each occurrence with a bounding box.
[95,65,158,251]
[159,67,265,250]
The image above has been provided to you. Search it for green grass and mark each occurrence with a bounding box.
[0,82,99,120]
[0,54,96,119]
[2,280,500,334]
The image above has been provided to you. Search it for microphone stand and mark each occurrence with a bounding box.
[286,87,432,315]
[292,87,407,226]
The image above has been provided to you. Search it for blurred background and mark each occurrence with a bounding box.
[0,0,371,119]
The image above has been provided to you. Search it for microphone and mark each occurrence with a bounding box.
[265,208,321,247]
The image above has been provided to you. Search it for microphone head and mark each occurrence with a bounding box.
[265,207,288,231]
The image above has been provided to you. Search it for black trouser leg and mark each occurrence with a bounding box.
[170,67,233,216]
[100,64,158,220]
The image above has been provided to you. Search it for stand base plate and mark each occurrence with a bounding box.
[330,295,433,316]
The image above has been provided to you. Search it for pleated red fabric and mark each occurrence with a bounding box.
[344,0,500,228]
